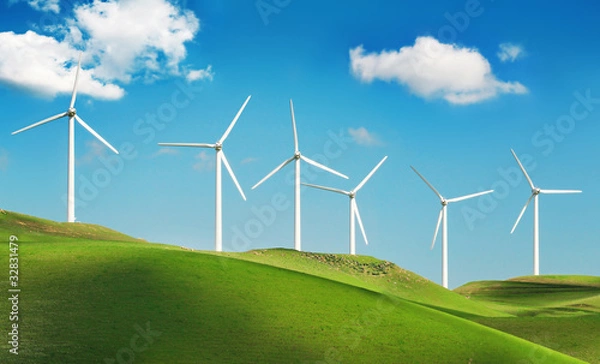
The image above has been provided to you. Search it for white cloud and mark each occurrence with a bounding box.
[348,127,383,146]
[193,151,214,172]
[9,0,59,13]
[73,0,200,83]
[186,65,214,82]
[349,36,528,105]
[152,148,180,158]
[78,140,108,165]
[0,0,206,101]
[497,43,524,63]
[241,157,258,164]
[0,31,124,100]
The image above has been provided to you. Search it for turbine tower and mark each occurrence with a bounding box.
[411,166,493,289]
[252,99,348,251]
[303,156,387,255]
[158,95,251,252]
[510,149,582,275]
[12,54,119,223]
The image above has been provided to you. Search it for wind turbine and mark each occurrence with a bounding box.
[303,156,387,255]
[509,149,582,276]
[411,166,493,289]
[12,54,119,223]
[252,99,348,251]
[158,95,251,252]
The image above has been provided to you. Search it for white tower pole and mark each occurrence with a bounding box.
[350,197,356,255]
[215,149,223,252]
[442,204,448,289]
[294,157,301,251]
[533,193,540,276]
[67,117,76,223]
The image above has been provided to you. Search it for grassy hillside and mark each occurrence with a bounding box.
[218,249,511,319]
[0,211,590,363]
[455,276,600,363]
[0,210,143,243]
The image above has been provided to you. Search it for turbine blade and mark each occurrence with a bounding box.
[75,115,119,154]
[447,190,494,203]
[219,95,251,144]
[70,54,82,109]
[354,156,388,192]
[539,189,582,194]
[221,151,246,201]
[510,149,535,190]
[353,199,369,245]
[252,156,295,190]
[411,165,443,201]
[300,155,348,179]
[157,143,216,148]
[431,208,443,250]
[302,183,350,196]
[290,99,299,152]
[511,193,534,234]
[12,112,68,135]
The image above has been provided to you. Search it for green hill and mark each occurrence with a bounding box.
[455,276,600,363]
[0,210,143,243]
[217,248,511,319]
[0,211,590,363]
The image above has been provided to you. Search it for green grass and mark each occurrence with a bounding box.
[455,276,600,363]
[217,248,511,319]
[0,211,592,363]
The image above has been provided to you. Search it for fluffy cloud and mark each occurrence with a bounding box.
[186,65,214,83]
[350,36,527,105]
[348,127,382,146]
[9,0,60,13]
[73,0,200,83]
[78,140,109,165]
[497,43,524,62]
[152,148,180,158]
[0,0,207,101]
[0,31,124,100]
[193,151,214,172]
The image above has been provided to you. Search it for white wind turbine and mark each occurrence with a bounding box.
[509,149,582,276]
[12,55,119,223]
[158,95,251,252]
[252,99,348,251]
[303,156,387,255]
[411,166,493,289]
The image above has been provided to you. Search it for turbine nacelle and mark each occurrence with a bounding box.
[533,187,541,195]
[67,107,76,117]
[215,142,223,151]
[294,151,301,159]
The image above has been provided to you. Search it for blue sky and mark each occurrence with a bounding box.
[1,0,599,288]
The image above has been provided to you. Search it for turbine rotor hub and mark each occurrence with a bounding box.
[349,192,355,198]
[294,151,301,159]
[215,143,222,151]
[441,199,448,206]
[67,108,76,117]
[533,188,541,195]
